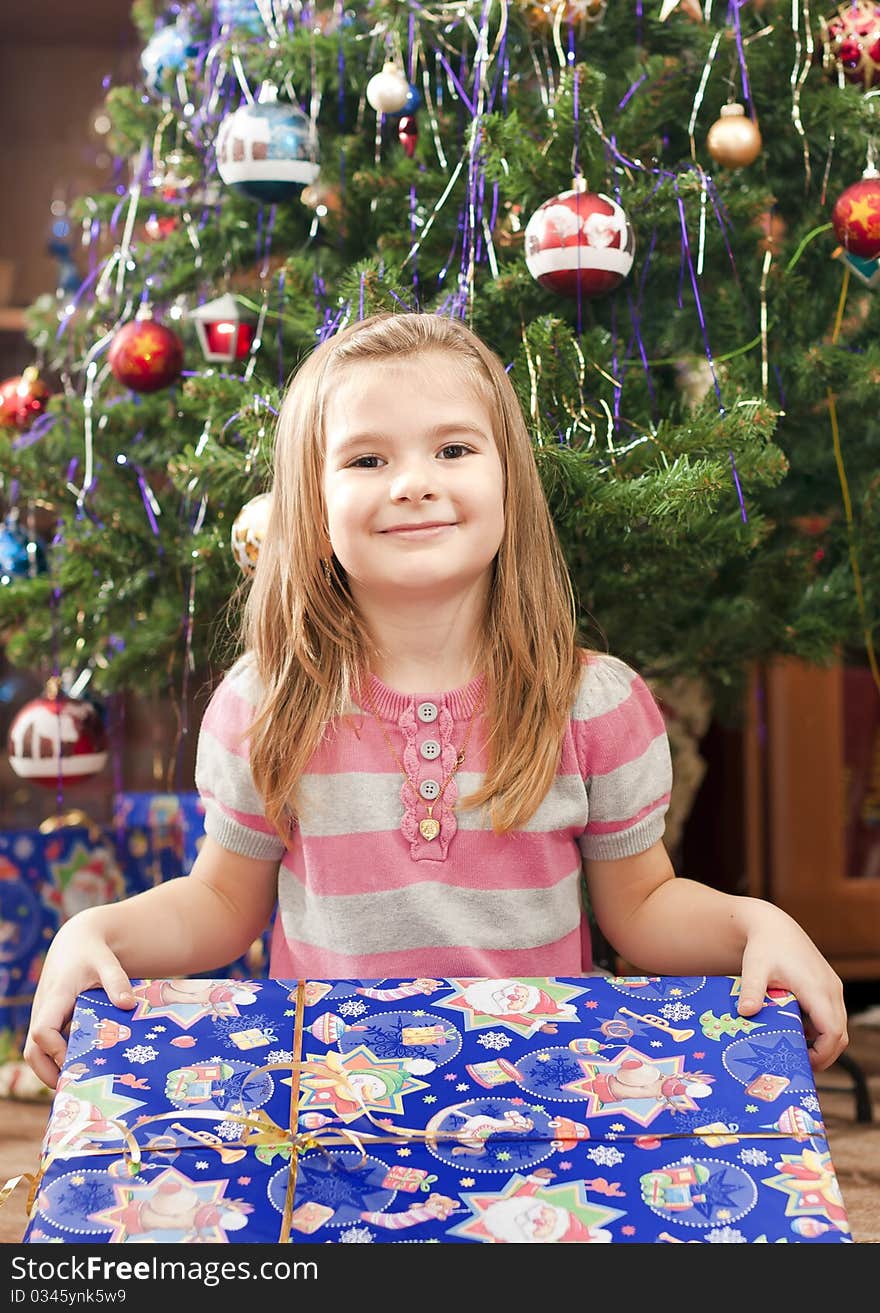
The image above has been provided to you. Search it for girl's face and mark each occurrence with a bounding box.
[322,352,505,606]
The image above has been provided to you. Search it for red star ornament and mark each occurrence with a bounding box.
[108,315,184,393]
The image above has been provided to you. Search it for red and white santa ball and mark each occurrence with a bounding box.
[524,182,635,298]
[7,691,108,786]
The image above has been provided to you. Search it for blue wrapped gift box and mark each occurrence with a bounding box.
[0,793,270,1062]
[21,975,851,1244]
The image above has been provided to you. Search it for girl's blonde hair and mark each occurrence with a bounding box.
[242,311,589,840]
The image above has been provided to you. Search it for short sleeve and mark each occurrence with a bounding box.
[194,655,287,862]
[573,653,672,862]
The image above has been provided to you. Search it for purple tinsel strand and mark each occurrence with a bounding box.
[135,468,162,540]
[12,413,57,449]
[437,52,475,116]
[729,0,753,110]
[676,191,748,523]
[359,271,365,321]
[489,180,499,235]
[618,74,648,112]
[278,270,286,386]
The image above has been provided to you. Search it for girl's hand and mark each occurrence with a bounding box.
[23,913,137,1090]
[736,912,848,1072]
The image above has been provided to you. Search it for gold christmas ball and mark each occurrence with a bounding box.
[230,491,273,576]
[706,104,762,169]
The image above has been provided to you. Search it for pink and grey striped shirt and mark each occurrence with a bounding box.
[194,651,672,979]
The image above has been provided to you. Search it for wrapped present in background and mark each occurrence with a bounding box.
[0,793,270,1077]
[21,975,851,1244]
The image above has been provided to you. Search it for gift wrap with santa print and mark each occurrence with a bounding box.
[22,976,851,1244]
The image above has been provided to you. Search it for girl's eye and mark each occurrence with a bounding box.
[347,445,472,468]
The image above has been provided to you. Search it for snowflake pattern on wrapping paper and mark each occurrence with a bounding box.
[337,1000,367,1018]
[586,1145,625,1167]
[214,1120,245,1141]
[476,1031,512,1051]
[658,1002,695,1022]
[739,1147,771,1166]
[707,1226,747,1243]
[266,1049,293,1066]
[801,1094,821,1113]
[338,1226,375,1242]
[122,1044,159,1065]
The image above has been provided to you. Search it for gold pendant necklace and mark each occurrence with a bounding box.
[361,681,482,842]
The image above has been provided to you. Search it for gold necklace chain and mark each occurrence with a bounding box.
[361,680,483,841]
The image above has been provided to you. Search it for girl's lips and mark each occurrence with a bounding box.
[381,523,456,538]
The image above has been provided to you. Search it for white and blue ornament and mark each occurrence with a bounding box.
[387,83,422,119]
[0,516,48,584]
[366,61,411,115]
[216,0,264,33]
[141,18,198,96]
[215,84,319,203]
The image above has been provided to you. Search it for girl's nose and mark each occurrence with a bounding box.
[389,461,437,500]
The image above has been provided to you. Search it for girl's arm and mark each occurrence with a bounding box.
[585,839,847,1072]
[24,835,279,1088]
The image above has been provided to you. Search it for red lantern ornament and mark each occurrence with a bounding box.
[189,294,256,364]
[524,179,635,298]
[108,311,184,393]
[832,168,880,257]
[0,367,50,431]
[8,690,108,787]
[821,1,880,89]
[398,114,418,158]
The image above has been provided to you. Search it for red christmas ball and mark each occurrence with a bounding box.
[831,172,880,257]
[108,317,184,393]
[822,1,880,89]
[524,185,635,298]
[398,114,418,158]
[0,369,50,430]
[144,213,180,241]
[8,692,108,787]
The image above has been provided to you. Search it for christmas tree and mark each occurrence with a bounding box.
[2,0,879,796]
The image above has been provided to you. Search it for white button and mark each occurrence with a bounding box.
[417,701,438,723]
[419,739,440,760]
[419,779,440,801]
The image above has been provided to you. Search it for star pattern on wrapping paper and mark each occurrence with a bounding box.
[762,1147,851,1233]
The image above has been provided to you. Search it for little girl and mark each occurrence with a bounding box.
[24,312,847,1088]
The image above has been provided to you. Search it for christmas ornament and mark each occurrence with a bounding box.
[8,689,108,786]
[189,293,256,363]
[518,0,608,37]
[217,0,264,32]
[523,180,635,298]
[108,312,184,393]
[821,1,880,89]
[366,61,410,115]
[398,115,418,158]
[231,492,272,575]
[388,84,422,119]
[141,18,197,96]
[300,180,341,217]
[144,212,179,241]
[755,207,788,255]
[0,514,48,583]
[215,84,319,203]
[0,368,50,430]
[705,104,762,169]
[831,169,880,257]
[833,245,880,288]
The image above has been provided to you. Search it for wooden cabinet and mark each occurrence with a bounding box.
[743,658,880,980]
